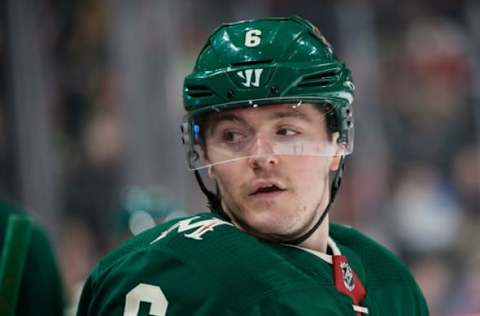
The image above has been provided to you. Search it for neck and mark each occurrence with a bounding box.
[298,214,329,253]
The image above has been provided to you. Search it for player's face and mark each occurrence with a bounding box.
[205,103,341,241]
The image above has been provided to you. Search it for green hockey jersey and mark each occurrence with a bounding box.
[0,201,64,316]
[77,213,429,315]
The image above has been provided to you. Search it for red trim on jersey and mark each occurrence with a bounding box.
[332,255,367,316]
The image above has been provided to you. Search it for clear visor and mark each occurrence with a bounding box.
[182,102,353,170]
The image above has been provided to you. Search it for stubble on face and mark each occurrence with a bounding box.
[213,156,331,242]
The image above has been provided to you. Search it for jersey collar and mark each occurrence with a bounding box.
[282,236,341,265]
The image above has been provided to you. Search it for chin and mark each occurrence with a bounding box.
[242,206,300,235]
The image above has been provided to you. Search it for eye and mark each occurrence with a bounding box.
[222,130,246,143]
[277,127,299,136]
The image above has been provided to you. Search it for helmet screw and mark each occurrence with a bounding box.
[227,90,235,99]
[271,85,280,94]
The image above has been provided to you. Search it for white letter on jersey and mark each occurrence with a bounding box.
[150,217,232,243]
[245,29,262,47]
[236,68,263,87]
[124,283,168,316]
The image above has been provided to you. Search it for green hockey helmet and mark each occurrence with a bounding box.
[182,16,354,170]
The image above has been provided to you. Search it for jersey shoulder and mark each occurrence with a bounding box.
[330,223,429,315]
[93,212,233,275]
[330,223,412,283]
[79,213,265,315]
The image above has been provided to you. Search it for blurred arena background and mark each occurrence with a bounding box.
[0,0,479,315]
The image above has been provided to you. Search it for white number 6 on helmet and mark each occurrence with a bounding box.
[245,29,262,47]
[123,283,168,316]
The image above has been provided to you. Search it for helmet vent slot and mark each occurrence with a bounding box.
[297,70,339,88]
[185,85,214,97]
[231,59,273,67]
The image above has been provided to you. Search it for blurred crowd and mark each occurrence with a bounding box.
[0,0,479,315]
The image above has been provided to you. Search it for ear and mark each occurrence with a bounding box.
[329,154,342,171]
[328,133,342,171]
[207,166,216,179]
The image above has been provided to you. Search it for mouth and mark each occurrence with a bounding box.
[249,182,287,197]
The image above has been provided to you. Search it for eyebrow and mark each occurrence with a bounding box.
[271,110,312,122]
[208,113,247,127]
[214,109,311,123]
[204,113,248,137]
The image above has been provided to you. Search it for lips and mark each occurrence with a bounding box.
[249,180,287,196]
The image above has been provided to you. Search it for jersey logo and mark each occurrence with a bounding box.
[340,261,355,292]
[150,216,232,243]
[236,68,263,87]
[333,255,367,315]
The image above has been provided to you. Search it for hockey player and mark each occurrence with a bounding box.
[77,16,429,315]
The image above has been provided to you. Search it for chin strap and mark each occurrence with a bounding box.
[194,170,231,222]
[194,157,345,245]
[283,156,345,245]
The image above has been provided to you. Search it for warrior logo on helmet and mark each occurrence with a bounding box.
[236,68,264,88]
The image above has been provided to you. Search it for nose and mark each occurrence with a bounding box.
[247,136,279,169]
